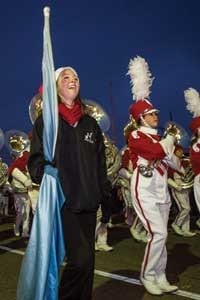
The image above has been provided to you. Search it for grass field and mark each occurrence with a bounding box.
[0,215,200,300]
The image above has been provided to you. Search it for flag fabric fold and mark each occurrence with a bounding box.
[17,8,66,300]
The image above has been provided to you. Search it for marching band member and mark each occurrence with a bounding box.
[8,149,32,237]
[127,56,181,295]
[168,146,196,237]
[0,159,11,216]
[7,132,38,237]
[184,88,200,229]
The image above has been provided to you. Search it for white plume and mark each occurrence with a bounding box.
[184,88,200,117]
[127,56,154,101]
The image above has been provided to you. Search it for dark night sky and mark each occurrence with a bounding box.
[1,0,200,154]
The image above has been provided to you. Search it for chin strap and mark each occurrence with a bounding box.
[140,116,152,128]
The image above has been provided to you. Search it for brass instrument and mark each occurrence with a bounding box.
[164,122,193,188]
[83,99,111,133]
[4,130,31,192]
[29,93,43,124]
[123,116,138,142]
[163,121,190,149]
[180,156,194,189]
[9,135,28,153]
[5,130,30,156]
[164,122,181,143]
[103,134,121,184]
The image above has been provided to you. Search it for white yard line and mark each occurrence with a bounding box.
[1,244,200,300]
[94,269,200,300]
[0,245,25,256]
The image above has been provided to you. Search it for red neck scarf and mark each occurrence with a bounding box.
[58,101,82,125]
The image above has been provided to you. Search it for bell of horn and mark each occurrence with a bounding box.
[29,93,43,125]
[83,99,111,133]
[164,121,190,149]
[103,134,121,181]
[123,116,138,142]
[5,130,30,156]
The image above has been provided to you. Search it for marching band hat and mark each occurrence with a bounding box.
[184,88,200,134]
[129,99,159,122]
[189,116,200,134]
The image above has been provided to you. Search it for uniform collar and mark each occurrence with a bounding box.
[139,126,158,135]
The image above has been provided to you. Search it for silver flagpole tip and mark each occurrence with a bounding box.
[43,6,50,17]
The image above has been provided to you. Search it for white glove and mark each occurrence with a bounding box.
[160,135,175,157]
[168,178,182,191]
[118,168,132,179]
[24,179,32,188]
[175,184,183,192]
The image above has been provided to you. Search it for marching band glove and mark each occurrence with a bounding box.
[167,178,182,191]
[160,135,175,157]
[24,178,32,188]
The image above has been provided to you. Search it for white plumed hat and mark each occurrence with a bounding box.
[127,56,158,121]
[184,87,200,134]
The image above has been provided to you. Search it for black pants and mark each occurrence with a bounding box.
[59,206,96,300]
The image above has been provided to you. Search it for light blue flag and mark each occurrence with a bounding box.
[17,7,66,300]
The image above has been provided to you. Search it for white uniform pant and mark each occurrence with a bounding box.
[134,200,170,281]
[194,174,200,215]
[14,193,30,234]
[131,170,171,281]
[0,193,9,216]
[28,188,39,215]
[171,188,191,231]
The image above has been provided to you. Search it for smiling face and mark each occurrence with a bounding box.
[57,69,80,106]
[142,111,159,128]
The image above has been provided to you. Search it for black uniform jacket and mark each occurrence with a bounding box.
[28,114,111,213]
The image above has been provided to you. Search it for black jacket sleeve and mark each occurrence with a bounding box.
[96,125,112,223]
[96,125,111,197]
[28,117,46,184]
